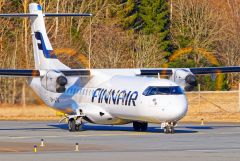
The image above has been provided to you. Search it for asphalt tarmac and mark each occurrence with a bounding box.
[0,121,239,161]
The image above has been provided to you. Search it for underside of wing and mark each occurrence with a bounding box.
[189,67,240,74]
[139,69,173,76]
[138,66,240,76]
[0,69,40,77]
[0,69,91,77]
[0,67,239,77]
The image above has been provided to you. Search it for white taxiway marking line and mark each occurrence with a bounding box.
[196,132,240,135]
[186,148,240,152]
[0,132,153,139]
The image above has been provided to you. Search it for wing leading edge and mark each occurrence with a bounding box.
[0,66,239,77]
[0,69,40,77]
[189,67,240,74]
[0,69,90,77]
[139,66,240,76]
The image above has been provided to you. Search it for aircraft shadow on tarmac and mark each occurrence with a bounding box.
[184,126,213,130]
[0,123,238,133]
[49,123,198,133]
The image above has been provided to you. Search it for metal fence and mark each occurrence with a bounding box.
[187,90,239,113]
[184,84,240,122]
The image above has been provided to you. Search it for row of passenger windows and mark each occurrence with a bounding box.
[67,86,184,96]
[143,86,184,96]
[67,87,94,96]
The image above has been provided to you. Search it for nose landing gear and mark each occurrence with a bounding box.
[161,122,176,134]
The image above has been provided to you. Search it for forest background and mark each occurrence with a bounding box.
[0,0,240,105]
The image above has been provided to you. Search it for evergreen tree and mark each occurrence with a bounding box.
[139,0,172,54]
[120,0,141,31]
[120,0,172,55]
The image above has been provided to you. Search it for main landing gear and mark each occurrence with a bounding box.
[59,110,85,132]
[161,122,176,134]
[133,121,148,132]
[68,117,83,132]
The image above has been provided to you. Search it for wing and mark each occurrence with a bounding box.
[189,67,240,74]
[0,69,40,77]
[0,66,239,77]
[0,13,92,17]
[138,66,240,76]
[0,69,90,77]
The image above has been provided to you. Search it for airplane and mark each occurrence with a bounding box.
[0,3,240,134]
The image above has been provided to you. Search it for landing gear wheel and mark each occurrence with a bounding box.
[141,122,148,131]
[164,126,170,134]
[68,119,76,132]
[75,124,83,131]
[164,125,175,134]
[133,122,148,132]
[75,124,80,131]
[170,126,175,134]
[133,122,141,131]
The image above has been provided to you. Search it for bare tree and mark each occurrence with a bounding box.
[215,0,240,86]
[172,0,227,64]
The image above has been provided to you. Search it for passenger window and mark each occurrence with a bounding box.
[82,89,85,95]
[79,89,81,95]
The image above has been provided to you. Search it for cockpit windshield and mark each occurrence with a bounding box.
[143,86,184,96]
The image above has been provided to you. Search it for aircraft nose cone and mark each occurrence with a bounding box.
[174,102,188,120]
[166,96,188,121]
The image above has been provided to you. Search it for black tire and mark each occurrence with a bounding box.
[140,122,148,131]
[164,126,170,134]
[75,124,83,131]
[68,119,76,132]
[133,122,141,131]
[170,127,175,134]
[133,122,148,131]
[75,124,80,131]
[163,127,167,133]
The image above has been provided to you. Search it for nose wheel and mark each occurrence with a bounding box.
[161,122,176,134]
[163,126,175,134]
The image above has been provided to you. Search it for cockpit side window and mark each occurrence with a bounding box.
[149,88,157,95]
[143,86,183,96]
[156,87,171,95]
[142,87,152,96]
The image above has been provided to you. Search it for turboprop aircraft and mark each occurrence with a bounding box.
[0,3,240,133]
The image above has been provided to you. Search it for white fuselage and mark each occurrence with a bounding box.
[29,69,188,125]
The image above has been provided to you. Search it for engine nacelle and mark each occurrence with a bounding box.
[41,70,68,93]
[170,69,197,91]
